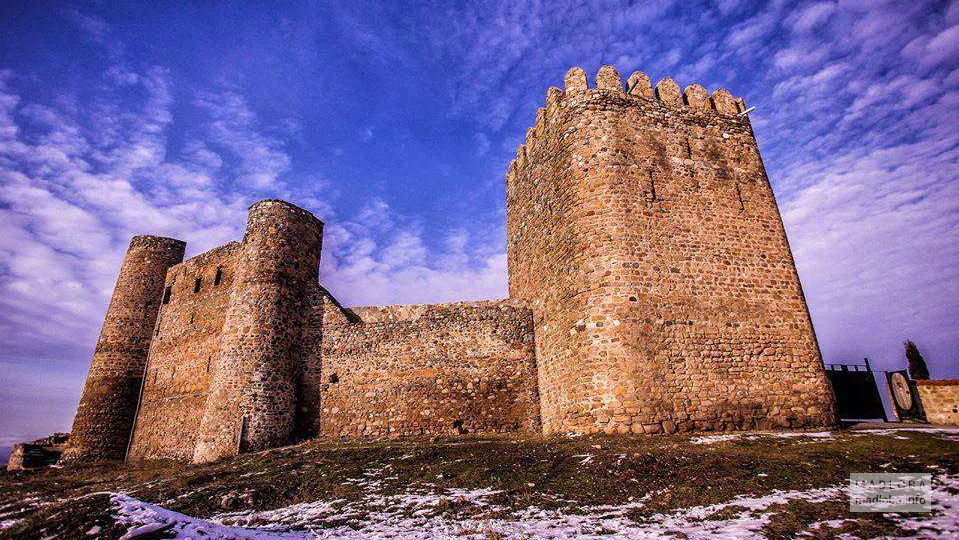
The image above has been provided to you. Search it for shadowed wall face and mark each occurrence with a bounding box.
[507,67,836,435]
[126,242,240,461]
[61,235,185,463]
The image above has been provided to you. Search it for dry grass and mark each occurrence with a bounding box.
[1,429,956,539]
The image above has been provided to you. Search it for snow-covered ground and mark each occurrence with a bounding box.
[690,431,836,445]
[689,426,959,445]
[112,473,959,539]
[0,496,44,531]
[851,426,959,443]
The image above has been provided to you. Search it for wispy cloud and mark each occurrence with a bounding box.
[194,90,292,190]
[321,198,507,307]
[0,70,250,356]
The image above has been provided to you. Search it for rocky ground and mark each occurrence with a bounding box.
[1,426,957,539]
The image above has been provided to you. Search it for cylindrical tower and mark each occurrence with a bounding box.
[193,200,323,463]
[61,235,186,463]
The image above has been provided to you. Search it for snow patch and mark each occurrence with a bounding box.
[854,427,959,442]
[110,475,959,539]
[690,431,834,445]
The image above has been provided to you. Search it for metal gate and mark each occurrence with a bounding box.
[824,360,887,421]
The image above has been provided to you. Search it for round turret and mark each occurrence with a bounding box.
[61,235,185,463]
[193,200,323,463]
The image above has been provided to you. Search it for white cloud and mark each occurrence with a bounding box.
[790,2,836,33]
[473,132,491,157]
[780,109,959,373]
[194,91,292,190]
[0,69,278,358]
[902,24,959,71]
[320,200,507,307]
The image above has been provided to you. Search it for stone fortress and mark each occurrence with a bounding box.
[63,65,837,465]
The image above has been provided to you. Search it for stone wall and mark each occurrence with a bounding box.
[6,433,69,471]
[916,380,959,425]
[506,66,836,435]
[295,287,354,439]
[127,242,240,461]
[313,300,540,439]
[62,235,185,463]
[114,202,539,463]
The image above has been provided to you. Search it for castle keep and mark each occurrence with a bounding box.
[63,66,837,464]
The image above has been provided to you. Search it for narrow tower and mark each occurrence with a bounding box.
[193,200,323,463]
[506,65,836,435]
[61,235,186,463]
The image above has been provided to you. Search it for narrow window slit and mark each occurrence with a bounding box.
[648,170,657,202]
[193,276,202,293]
[238,416,249,453]
[162,285,172,305]
[214,267,223,286]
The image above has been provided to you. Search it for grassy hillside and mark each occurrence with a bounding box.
[1,427,957,539]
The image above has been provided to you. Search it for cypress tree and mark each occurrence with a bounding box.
[904,340,930,380]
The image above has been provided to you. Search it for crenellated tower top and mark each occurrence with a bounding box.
[560,64,747,112]
[508,65,749,179]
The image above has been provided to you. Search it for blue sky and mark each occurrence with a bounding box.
[1,0,957,445]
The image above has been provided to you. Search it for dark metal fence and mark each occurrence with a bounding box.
[824,359,887,421]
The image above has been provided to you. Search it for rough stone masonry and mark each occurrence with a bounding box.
[63,65,837,464]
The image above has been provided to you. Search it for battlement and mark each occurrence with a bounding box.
[561,65,747,113]
[509,65,749,180]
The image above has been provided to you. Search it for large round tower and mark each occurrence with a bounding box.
[61,235,186,463]
[193,200,323,463]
